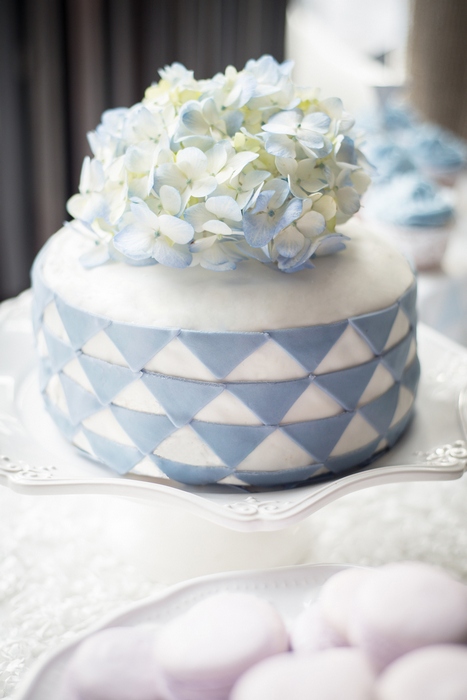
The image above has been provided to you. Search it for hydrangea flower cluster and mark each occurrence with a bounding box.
[67,56,371,273]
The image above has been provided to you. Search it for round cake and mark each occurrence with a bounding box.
[31,56,419,487]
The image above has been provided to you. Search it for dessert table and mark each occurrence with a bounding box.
[1,289,467,697]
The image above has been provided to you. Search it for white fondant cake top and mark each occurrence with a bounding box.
[41,222,414,332]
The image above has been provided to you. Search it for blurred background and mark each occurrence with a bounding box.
[2,0,467,342]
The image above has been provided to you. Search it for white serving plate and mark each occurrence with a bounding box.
[1,292,466,533]
[15,562,350,700]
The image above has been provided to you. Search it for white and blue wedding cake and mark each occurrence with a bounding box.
[31,57,419,487]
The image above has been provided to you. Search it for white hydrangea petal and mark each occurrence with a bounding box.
[296,210,326,237]
[288,178,309,199]
[154,164,187,192]
[205,195,242,221]
[158,215,194,244]
[351,170,372,195]
[297,129,324,151]
[221,151,258,181]
[262,110,300,134]
[320,97,343,119]
[206,143,228,175]
[176,147,208,179]
[152,238,192,268]
[160,185,182,216]
[130,198,160,229]
[202,98,220,125]
[314,233,349,257]
[124,144,156,174]
[275,227,305,258]
[264,179,289,208]
[191,176,218,197]
[301,112,331,133]
[241,169,270,190]
[202,219,232,235]
[313,195,337,220]
[182,106,208,135]
[336,186,361,216]
[113,224,155,259]
[66,193,108,223]
[190,235,218,252]
[264,133,296,158]
[275,157,297,177]
[184,203,212,232]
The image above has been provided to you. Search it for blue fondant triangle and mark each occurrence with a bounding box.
[105,324,178,372]
[38,358,53,391]
[149,455,233,485]
[228,379,310,425]
[55,297,110,350]
[141,374,224,427]
[78,354,140,405]
[350,304,399,354]
[326,437,382,475]
[110,404,176,454]
[314,360,379,411]
[178,330,268,379]
[281,413,354,462]
[43,394,77,440]
[269,322,348,372]
[31,256,54,317]
[82,428,143,474]
[399,283,417,327]
[190,422,275,468]
[236,463,321,487]
[386,408,414,447]
[42,327,75,373]
[359,383,400,435]
[381,332,412,380]
[59,372,102,424]
[401,356,420,395]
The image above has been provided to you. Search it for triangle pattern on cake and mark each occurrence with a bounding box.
[190,422,275,468]
[43,394,77,440]
[59,372,102,425]
[110,404,176,454]
[281,412,354,462]
[326,437,381,475]
[350,304,399,354]
[150,456,233,485]
[78,354,140,405]
[269,322,348,372]
[381,332,412,381]
[142,374,224,428]
[178,330,268,379]
[82,428,143,474]
[42,327,75,373]
[313,359,379,411]
[105,324,179,372]
[399,283,417,327]
[359,383,400,435]
[228,378,311,425]
[401,356,420,395]
[55,297,110,350]
[38,358,53,391]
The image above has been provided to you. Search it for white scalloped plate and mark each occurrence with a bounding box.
[15,562,351,700]
[1,292,466,532]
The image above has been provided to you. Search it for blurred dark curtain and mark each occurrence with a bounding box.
[409,0,467,139]
[0,0,287,301]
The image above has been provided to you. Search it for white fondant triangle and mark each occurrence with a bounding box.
[194,390,263,425]
[281,382,343,423]
[390,386,414,427]
[82,331,128,366]
[43,302,69,342]
[82,408,136,446]
[111,380,166,414]
[236,429,313,471]
[62,358,95,393]
[384,308,410,351]
[358,364,395,406]
[144,337,217,381]
[154,425,225,467]
[225,340,307,381]
[330,414,380,456]
[314,325,375,374]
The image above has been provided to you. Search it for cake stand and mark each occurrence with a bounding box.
[1,291,467,578]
